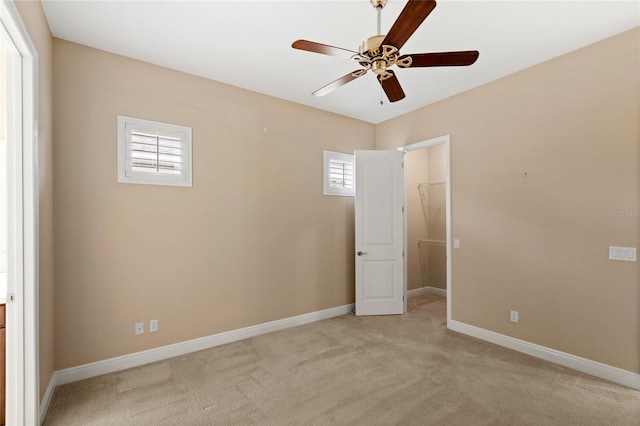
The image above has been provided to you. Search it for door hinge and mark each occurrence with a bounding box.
[402,206,404,213]
[7,293,16,303]
[402,251,404,258]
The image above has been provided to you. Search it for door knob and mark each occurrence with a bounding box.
[357,251,368,256]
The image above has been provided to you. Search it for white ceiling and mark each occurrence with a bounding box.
[41,0,639,124]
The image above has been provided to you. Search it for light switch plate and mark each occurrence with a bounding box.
[453,239,460,249]
[609,246,636,262]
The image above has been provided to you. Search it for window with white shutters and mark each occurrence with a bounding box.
[117,116,192,187]
[323,150,355,196]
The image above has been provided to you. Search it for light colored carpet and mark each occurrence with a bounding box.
[44,295,640,425]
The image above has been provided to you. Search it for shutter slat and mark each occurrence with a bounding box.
[131,151,182,160]
[131,143,182,155]
[131,156,183,166]
[131,159,183,168]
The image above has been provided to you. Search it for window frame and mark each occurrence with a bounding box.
[117,115,192,187]
[323,150,355,197]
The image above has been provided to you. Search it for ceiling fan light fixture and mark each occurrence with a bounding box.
[371,59,388,75]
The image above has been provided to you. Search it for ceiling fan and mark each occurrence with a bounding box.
[292,0,479,103]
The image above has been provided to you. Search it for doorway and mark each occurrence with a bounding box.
[400,135,452,325]
[1,1,40,424]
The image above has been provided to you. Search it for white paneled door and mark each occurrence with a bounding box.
[2,2,39,424]
[355,150,405,315]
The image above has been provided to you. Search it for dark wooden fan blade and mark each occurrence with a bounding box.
[312,70,366,97]
[378,70,405,102]
[292,40,358,60]
[381,0,437,50]
[401,51,479,67]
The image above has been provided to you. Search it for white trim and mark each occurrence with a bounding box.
[397,135,450,152]
[407,286,447,298]
[54,303,354,386]
[1,1,40,424]
[39,374,57,423]
[399,135,451,322]
[426,286,447,297]
[449,320,640,391]
[407,287,428,298]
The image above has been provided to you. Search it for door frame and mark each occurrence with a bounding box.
[398,135,452,326]
[1,1,40,424]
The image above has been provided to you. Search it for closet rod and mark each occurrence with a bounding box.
[417,180,445,186]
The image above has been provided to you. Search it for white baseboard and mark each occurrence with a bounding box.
[40,373,57,424]
[425,286,447,297]
[407,286,446,298]
[53,303,354,387]
[407,287,428,298]
[448,319,640,391]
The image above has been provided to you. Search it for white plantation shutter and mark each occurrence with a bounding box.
[328,158,354,189]
[129,131,183,175]
[323,150,355,196]
[118,116,192,187]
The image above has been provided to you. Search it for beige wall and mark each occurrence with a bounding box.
[14,0,55,399]
[425,144,446,289]
[426,144,446,241]
[405,149,429,290]
[52,39,375,369]
[376,28,639,373]
[405,144,447,290]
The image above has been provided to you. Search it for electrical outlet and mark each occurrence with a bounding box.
[510,310,519,323]
[135,321,144,335]
[150,319,159,333]
[609,246,636,262]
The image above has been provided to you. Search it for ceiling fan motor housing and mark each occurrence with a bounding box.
[359,34,385,56]
[354,35,409,77]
